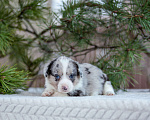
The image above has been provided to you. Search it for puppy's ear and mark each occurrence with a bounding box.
[72,61,83,78]
[44,59,57,77]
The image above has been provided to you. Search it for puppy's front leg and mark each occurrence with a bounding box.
[41,87,55,97]
[41,83,55,97]
[42,88,68,97]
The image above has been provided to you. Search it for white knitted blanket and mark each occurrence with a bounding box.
[0,89,150,120]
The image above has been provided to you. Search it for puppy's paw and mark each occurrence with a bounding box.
[105,91,115,96]
[41,90,54,97]
[103,81,115,96]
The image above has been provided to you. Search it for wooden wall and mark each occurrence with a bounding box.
[128,53,150,89]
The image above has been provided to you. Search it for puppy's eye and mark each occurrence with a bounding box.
[55,74,60,81]
[69,74,74,79]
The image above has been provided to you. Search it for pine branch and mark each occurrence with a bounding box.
[24,19,38,36]
[1,0,150,90]
[0,64,29,94]
[18,6,33,19]
[137,23,150,39]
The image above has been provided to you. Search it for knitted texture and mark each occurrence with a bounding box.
[0,92,150,120]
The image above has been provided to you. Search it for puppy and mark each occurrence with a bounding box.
[42,56,115,97]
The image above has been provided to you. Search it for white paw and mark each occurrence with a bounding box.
[105,91,115,96]
[103,81,115,96]
[41,90,54,97]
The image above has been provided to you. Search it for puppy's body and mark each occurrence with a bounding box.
[42,56,115,97]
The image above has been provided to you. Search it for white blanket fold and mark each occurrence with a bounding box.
[0,91,150,120]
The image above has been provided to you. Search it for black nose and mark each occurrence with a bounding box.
[62,86,68,91]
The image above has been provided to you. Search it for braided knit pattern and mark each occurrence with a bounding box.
[0,92,150,120]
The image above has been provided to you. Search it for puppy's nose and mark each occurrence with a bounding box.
[62,86,68,91]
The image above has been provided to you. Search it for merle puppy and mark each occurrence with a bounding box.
[42,56,115,97]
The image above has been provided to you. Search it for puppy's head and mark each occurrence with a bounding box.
[44,56,82,93]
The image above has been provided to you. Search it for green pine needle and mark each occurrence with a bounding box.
[0,64,29,94]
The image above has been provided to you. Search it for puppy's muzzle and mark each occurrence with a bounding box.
[58,79,73,93]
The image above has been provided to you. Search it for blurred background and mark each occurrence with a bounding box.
[0,0,150,94]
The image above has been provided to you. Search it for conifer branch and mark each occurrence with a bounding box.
[0,64,29,94]
[0,0,150,90]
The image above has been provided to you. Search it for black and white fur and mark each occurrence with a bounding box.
[42,56,115,97]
